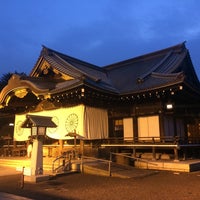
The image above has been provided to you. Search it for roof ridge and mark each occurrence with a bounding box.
[104,42,186,70]
[41,45,103,71]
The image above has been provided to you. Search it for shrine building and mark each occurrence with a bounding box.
[0,42,200,161]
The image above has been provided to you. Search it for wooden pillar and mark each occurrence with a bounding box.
[132,147,136,157]
[80,140,84,156]
[152,146,156,160]
[133,117,138,142]
[13,140,17,148]
[59,139,63,155]
[174,147,179,161]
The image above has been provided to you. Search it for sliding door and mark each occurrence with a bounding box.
[138,115,160,140]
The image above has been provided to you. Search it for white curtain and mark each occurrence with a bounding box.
[46,105,85,139]
[14,114,31,141]
[84,106,108,139]
[14,104,108,141]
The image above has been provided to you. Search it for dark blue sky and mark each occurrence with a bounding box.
[1,0,200,78]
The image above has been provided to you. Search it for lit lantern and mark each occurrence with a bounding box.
[22,115,57,139]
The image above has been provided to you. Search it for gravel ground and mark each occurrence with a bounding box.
[0,171,200,200]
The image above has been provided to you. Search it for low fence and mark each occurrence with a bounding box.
[110,152,158,166]
[81,155,112,176]
[80,152,158,176]
[52,150,77,173]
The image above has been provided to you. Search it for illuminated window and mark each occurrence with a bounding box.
[114,119,123,131]
[138,115,160,140]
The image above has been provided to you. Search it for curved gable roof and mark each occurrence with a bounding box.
[2,42,199,104]
[30,46,111,83]
[104,42,200,94]
[29,46,117,93]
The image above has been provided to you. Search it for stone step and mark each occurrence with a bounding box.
[0,157,77,175]
[0,158,30,168]
[0,157,54,173]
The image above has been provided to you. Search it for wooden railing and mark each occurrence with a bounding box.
[100,136,200,145]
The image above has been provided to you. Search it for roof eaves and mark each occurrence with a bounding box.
[83,79,119,94]
[22,115,57,128]
[49,79,84,94]
[120,79,184,96]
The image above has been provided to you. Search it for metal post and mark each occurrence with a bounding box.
[110,152,112,162]
[81,156,83,173]
[20,167,25,189]
[108,161,111,176]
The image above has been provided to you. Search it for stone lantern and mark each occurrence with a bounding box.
[22,115,57,182]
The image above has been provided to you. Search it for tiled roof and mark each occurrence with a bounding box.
[22,115,57,128]
[28,42,200,95]
[104,42,200,94]
[41,46,111,84]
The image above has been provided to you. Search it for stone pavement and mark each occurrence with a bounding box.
[0,166,21,176]
[1,165,200,200]
[0,192,33,200]
[0,167,31,200]
[1,158,200,199]
[0,164,158,200]
[110,164,158,178]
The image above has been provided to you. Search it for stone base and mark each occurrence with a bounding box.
[71,162,81,172]
[134,159,200,172]
[24,174,50,183]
